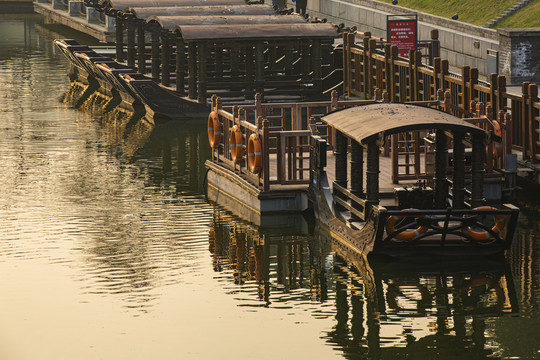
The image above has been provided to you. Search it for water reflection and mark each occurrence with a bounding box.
[209,205,538,359]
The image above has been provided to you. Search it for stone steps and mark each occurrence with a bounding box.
[485,0,531,28]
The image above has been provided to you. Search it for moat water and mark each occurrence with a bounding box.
[0,14,538,360]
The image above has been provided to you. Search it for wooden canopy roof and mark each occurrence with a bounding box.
[126,4,276,19]
[321,103,486,144]
[147,14,307,30]
[99,0,247,12]
[172,23,337,40]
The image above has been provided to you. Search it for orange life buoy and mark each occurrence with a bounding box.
[385,208,428,240]
[247,134,263,174]
[463,206,506,241]
[208,111,221,149]
[229,125,244,164]
[492,120,503,158]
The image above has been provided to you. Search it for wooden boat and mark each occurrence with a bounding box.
[308,102,520,258]
[55,39,209,121]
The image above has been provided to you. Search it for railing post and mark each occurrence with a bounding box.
[444,90,452,114]
[415,50,422,100]
[351,140,364,219]
[161,35,170,87]
[197,41,207,104]
[343,32,350,96]
[362,35,370,99]
[528,84,538,163]
[498,76,507,116]
[262,117,270,192]
[505,112,513,155]
[430,29,439,65]
[452,131,466,209]
[434,129,448,208]
[368,39,377,99]
[521,82,530,160]
[115,16,124,62]
[187,42,197,100]
[335,130,348,189]
[433,57,441,101]
[461,66,470,111]
[151,30,160,82]
[366,141,380,210]
[176,37,185,95]
[245,45,255,100]
[126,18,135,68]
[490,73,498,116]
[312,39,323,96]
[471,134,486,207]
[137,23,145,74]
[331,90,339,110]
[441,59,449,95]
[470,67,479,105]
[255,41,265,96]
[255,93,263,121]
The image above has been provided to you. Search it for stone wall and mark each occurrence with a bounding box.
[307,0,499,78]
[498,28,540,85]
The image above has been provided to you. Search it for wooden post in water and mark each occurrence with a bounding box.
[115,17,124,62]
[188,42,197,100]
[452,131,466,209]
[161,35,170,87]
[126,19,136,68]
[151,31,160,82]
[137,23,145,74]
[434,129,448,208]
[197,41,207,104]
[176,37,185,95]
[471,134,485,206]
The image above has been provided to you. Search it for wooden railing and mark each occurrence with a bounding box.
[343,31,540,164]
[209,93,375,192]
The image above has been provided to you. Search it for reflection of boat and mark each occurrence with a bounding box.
[309,103,520,258]
[315,226,519,359]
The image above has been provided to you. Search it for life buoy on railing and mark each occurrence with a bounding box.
[229,125,244,164]
[385,208,428,240]
[208,111,221,149]
[462,206,506,241]
[492,120,503,158]
[248,133,263,174]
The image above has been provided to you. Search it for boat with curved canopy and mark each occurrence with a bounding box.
[309,102,519,258]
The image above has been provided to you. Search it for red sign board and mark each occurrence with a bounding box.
[387,19,417,58]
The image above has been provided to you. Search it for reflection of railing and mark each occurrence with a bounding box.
[343,31,539,164]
